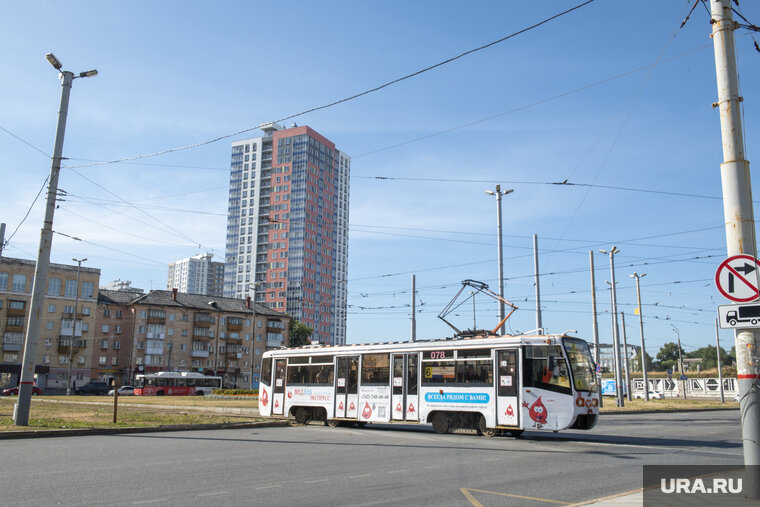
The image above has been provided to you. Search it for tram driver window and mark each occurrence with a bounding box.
[523,345,571,395]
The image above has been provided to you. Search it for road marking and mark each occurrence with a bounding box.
[197,491,227,497]
[254,484,282,490]
[460,488,570,506]
[348,474,371,479]
[423,465,442,469]
[304,478,329,484]
[565,488,642,507]
[387,469,407,474]
[132,499,169,505]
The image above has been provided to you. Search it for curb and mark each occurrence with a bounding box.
[599,407,739,416]
[0,420,288,440]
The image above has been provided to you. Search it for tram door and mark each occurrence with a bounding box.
[496,349,519,427]
[273,359,286,416]
[391,354,419,421]
[335,356,359,419]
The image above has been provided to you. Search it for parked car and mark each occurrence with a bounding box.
[108,385,135,396]
[633,390,663,400]
[74,381,110,395]
[2,385,43,396]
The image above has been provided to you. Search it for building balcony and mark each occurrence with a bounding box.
[5,324,23,333]
[191,350,209,358]
[266,336,284,348]
[146,333,165,340]
[7,307,26,317]
[146,346,164,356]
[2,341,22,352]
[194,313,213,326]
[193,329,211,338]
[226,322,243,332]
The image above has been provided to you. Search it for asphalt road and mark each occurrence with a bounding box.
[0,410,742,506]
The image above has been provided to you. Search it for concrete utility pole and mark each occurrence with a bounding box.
[710,0,760,483]
[620,312,631,402]
[601,247,624,407]
[485,185,513,335]
[0,222,6,257]
[66,258,86,395]
[630,272,649,401]
[589,251,601,407]
[715,319,725,404]
[533,234,542,331]
[411,275,416,341]
[15,54,97,426]
[670,324,687,400]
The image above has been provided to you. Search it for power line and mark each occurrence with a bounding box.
[2,175,49,251]
[60,1,596,170]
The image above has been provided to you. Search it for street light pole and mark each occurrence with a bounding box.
[67,258,86,395]
[670,323,686,400]
[600,246,624,407]
[485,185,513,335]
[630,272,649,401]
[15,54,97,426]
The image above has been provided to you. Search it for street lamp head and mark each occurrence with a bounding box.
[485,190,495,195]
[45,53,63,70]
[502,189,514,196]
[79,69,98,78]
[599,249,607,254]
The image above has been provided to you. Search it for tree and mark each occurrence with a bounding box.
[288,318,313,348]
[631,350,654,372]
[656,342,684,365]
[686,345,734,370]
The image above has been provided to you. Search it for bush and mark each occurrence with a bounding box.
[212,388,258,396]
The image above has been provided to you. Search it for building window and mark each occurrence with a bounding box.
[82,323,89,332]
[181,329,188,337]
[103,308,111,317]
[99,356,107,365]
[137,341,145,350]
[102,325,110,333]
[78,355,85,364]
[81,281,94,298]
[45,338,52,346]
[46,321,55,330]
[12,274,27,293]
[48,277,61,296]
[64,305,74,314]
[111,357,118,366]
[81,307,90,316]
[48,304,56,313]
[42,355,50,364]
[64,279,77,298]
[140,311,147,318]
[59,355,69,364]
[101,340,109,349]
[0,272,7,290]
[4,353,19,362]
[136,357,144,365]
[113,341,120,350]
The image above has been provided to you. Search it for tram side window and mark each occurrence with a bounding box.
[310,364,334,384]
[523,345,571,395]
[361,354,390,385]
[261,358,272,386]
[287,364,310,384]
[422,360,457,384]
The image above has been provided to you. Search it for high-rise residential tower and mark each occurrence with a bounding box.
[167,252,224,297]
[224,123,350,345]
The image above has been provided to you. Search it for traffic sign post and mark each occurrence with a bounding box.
[715,254,760,303]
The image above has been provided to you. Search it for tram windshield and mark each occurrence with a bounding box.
[563,337,598,392]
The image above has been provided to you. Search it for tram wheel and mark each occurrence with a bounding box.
[326,419,341,427]
[355,421,367,428]
[292,407,308,426]
[477,415,498,437]
[432,412,450,434]
[508,429,524,438]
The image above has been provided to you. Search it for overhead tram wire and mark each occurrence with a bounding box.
[67,168,208,249]
[60,1,596,171]
[52,230,167,267]
[2,175,49,252]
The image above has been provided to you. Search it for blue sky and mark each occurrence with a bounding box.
[1,1,759,355]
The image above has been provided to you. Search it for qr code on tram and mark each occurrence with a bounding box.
[378,406,386,418]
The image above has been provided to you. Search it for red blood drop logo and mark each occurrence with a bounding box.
[523,396,548,424]
[506,405,513,417]
[260,390,269,407]
[287,391,292,399]
[362,402,372,419]
[407,403,415,413]
[338,401,344,410]
[274,400,279,409]
[396,402,402,412]
[349,402,355,411]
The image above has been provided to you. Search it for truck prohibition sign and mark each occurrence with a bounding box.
[718,304,760,329]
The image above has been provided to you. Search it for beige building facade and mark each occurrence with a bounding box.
[0,256,100,389]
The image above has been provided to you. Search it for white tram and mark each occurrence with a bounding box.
[258,333,599,436]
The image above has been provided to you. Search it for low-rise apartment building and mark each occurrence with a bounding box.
[0,256,100,388]
[94,288,290,388]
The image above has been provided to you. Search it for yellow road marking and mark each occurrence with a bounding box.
[460,488,570,506]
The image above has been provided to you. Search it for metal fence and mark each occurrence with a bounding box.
[631,377,738,398]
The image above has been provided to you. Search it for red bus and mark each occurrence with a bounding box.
[134,371,222,396]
